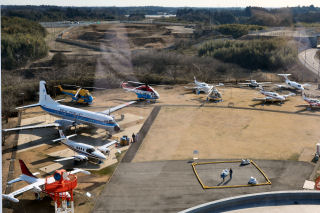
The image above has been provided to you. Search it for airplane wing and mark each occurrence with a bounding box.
[69,168,91,175]
[3,123,60,132]
[54,154,88,162]
[184,86,198,89]
[2,181,43,203]
[275,84,286,88]
[97,140,118,153]
[284,93,296,98]
[99,101,136,115]
[238,83,250,85]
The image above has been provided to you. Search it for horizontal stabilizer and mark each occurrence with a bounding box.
[16,103,40,110]
[70,168,91,175]
[3,123,60,132]
[2,194,19,203]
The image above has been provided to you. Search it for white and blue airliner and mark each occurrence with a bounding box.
[3,81,136,133]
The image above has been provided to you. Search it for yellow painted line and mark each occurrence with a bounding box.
[192,160,272,189]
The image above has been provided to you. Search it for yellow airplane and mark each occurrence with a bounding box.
[56,85,94,104]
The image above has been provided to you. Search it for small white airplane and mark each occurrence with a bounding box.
[3,81,136,133]
[53,130,118,162]
[253,86,295,103]
[238,80,271,88]
[277,74,309,91]
[185,77,223,94]
[302,93,320,108]
[2,159,90,203]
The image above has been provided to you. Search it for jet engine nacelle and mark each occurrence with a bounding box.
[55,119,77,130]
[98,147,110,155]
[32,185,42,193]
[74,155,88,161]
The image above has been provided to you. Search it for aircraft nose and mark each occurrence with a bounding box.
[114,125,120,132]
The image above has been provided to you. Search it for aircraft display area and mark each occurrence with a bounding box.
[3,83,320,212]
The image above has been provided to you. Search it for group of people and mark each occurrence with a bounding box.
[221,168,233,181]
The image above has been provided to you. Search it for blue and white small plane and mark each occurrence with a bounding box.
[3,81,136,133]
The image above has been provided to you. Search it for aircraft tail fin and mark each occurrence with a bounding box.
[39,81,58,106]
[19,160,37,178]
[58,130,68,143]
[278,74,291,80]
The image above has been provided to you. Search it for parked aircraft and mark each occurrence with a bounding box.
[53,130,118,162]
[302,93,320,108]
[277,74,309,91]
[56,85,94,104]
[185,77,213,94]
[253,86,295,103]
[121,81,160,101]
[3,81,136,133]
[238,80,271,88]
[2,159,90,203]
[206,87,223,102]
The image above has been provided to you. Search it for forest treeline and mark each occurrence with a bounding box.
[177,6,320,26]
[1,6,177,22]
[198,39,298,70]
[214,24,265,38]
[1,16,48,70]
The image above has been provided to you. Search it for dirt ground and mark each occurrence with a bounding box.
[133,85,320,162]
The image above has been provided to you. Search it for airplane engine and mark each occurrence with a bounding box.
[75,155,88,161]
[55,119,77,130]
[98,147,110,155]
[32,185,42,193]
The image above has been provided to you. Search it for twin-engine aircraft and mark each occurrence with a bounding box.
[2,160,90,203]
[121,81,160,101]
[185,76,213,94]
[3,81,136,133]
[277,74,310,91]
[253,86,295,103]
[238,80,271,88]
[302,93,320,108]
[53,130,118,162]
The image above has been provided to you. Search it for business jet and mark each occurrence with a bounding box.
[3,81,136,133]
[121,81,160,101]
[253,86,295,103]
[2,159,90,203]
[238,80,271,88]
[302,93,320,108]
[53,130,118,162]
[277,74,309,91]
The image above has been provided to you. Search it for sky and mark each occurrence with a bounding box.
[1,0,320,8]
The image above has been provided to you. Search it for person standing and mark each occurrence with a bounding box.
[132,133,136,143]
[229,168,233,179]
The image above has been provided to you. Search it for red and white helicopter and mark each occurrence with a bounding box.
[2,160,90,203]
[121,81,160,101]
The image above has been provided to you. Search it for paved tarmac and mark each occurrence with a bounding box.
[94,160,314,212]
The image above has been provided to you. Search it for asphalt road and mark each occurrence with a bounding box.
[298,48,320,76]
[93,160,314,213]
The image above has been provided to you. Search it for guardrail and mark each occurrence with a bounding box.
[180,190,320,213]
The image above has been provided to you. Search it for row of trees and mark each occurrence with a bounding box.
[214,24,265,38]
[1,6,177,22]
[198,39,298,70]
[1,16,48,70]
[176,6,320,26]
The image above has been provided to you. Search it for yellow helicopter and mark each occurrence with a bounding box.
[56,85,94,104]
